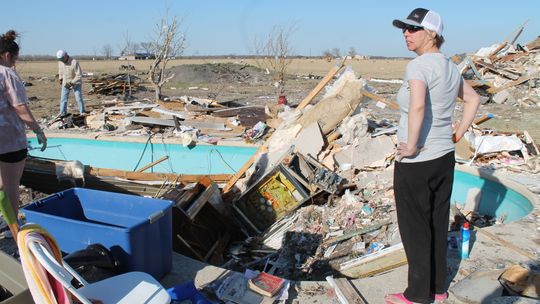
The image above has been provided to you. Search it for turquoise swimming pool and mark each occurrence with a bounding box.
[452,168,534,223]
[28,137,257,175]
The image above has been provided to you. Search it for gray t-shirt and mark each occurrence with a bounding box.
[396,52,462,163]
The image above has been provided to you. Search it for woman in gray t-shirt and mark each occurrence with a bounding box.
[386,8,481,304]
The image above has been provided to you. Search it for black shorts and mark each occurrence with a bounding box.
[0,148,28,163]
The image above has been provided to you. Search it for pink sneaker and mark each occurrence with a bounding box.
[384,293,415,304]
[434,292,447,303]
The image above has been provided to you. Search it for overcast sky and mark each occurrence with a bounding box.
[4,0,539,57]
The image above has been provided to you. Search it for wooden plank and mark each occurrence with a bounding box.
[487,75,535,94]
[362,91,399,110]
[297,59,346,110]
[176,234,205,260]
[339,243,407,278]
[488,42,508,62]
[474,60,520,80]
[524,130,540,155]
[135,156,169,172]
[88,167,231,183]
[466,79,494,89]
[333,278,368,304]
[222,144,268,193]
[186,182,219,220]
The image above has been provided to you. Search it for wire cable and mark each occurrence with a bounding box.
[132,133,155,171]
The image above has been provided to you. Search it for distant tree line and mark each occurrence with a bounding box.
[18,54,411,62]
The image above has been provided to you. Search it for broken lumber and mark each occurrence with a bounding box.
[326,276,368,304]
[89,167,231,183]
[487,75,536,94]
[362,91,399,110]
[222,144,268,193]
[297,59,346,110]
[136,156,169,172]
[339,243,407,278]
[488,42,508,63]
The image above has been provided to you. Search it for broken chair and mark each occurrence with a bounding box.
[18,224,170,304]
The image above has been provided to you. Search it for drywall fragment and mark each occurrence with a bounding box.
[294,122,324,158]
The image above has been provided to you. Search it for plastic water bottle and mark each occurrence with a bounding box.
[461,222,470,259]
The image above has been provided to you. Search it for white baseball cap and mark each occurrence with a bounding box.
[56,50,67,59]
[393,8,443,36]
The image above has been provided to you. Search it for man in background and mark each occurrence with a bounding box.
[56,50,85,116]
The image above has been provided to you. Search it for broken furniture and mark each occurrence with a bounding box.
[233,163,310,235]
[162,177,232,265]
[18,225,170,304]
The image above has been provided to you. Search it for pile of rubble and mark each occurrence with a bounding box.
[88,73,143,96]
[217,37,540,285]
[457,36,540,107]
[22,35,539,302]
[43,93,268,145]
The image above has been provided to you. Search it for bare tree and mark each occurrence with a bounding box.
[121,31,134,99]
[149,14,186,101]
[140,42,153,55]
[253,24,296,96]
[331,48,341,59]
[347,47,357,58]
[322,49,333,62]
[130,42,140,55]
[102,44,113,59]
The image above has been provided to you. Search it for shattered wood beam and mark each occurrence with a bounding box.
[362,91,399,110]
[488,42,508,63]
[326,131,341,143]
[222,143,268,193]
[326,276,351,304]
[524,130,540,155]
[296,59,346,110]
[136,156,169,172]
[474,60,520,80]
[487,75,536,94]
[329,277,368,304]
[176,235,205,260]
[88,167,231,183]
[339,243,407,278]
[186,182,219,220]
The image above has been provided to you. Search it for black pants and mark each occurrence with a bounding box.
[394,152,455,303]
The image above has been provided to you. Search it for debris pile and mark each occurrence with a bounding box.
[88,73,142,96]
[455,116,540,173]
[18,36,540,303]
[216,39,540,283]
[458,36,540,107]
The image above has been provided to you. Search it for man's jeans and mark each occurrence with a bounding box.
[60,83,85,115]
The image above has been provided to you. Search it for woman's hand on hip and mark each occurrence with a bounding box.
[396,142,423,160]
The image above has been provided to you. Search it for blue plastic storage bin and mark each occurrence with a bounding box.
[22,188,173,279]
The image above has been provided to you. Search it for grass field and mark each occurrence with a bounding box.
[16,58,408,79]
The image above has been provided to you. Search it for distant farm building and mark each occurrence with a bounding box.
[118,52,156,60]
